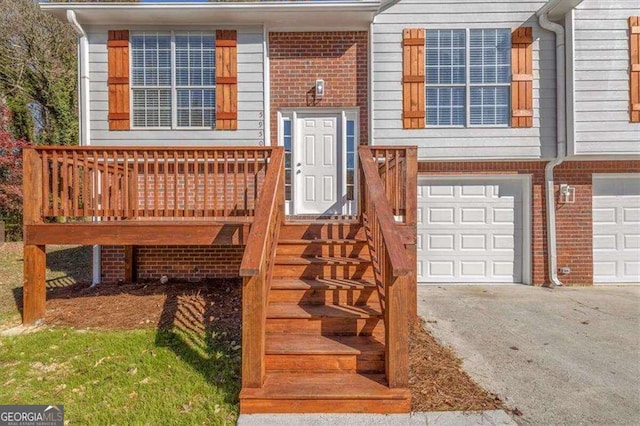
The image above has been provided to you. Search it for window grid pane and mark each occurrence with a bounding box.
[131,31,216,129]
[426,87,465,126]
[132,89,172,128]
[131,32,172,127]
[425,28,511,127]
[469,28,511,126]
[175,32,216,128]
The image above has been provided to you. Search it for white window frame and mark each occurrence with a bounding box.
[130,30,216,131]
[425,28,511,129]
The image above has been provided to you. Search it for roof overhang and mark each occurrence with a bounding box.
[537,0,584,21]
[39,1,381,30]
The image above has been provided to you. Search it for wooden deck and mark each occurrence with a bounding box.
[21,145,418,414]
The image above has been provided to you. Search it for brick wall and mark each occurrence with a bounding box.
[101,245,244,283]
[269,32,368,146]
[418,160,640,286]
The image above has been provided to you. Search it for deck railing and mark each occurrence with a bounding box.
[24,146,274,221]
[359,146,417,388]
[369,147,417,221]
[239,148,285,388]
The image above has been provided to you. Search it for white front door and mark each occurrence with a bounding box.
[294,114,341,215]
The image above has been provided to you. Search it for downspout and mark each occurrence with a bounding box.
[537,8,566,287]
[67,10,100,286]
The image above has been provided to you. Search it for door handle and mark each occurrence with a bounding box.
[296,163,301,166]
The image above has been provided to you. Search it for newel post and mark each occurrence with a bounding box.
[386,272,410,388]
[405,147,418,320]
[22,148,46,325]
[242,272,266,388]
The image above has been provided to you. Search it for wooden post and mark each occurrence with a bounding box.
[23,245,46,325]
[385,273,410,388]
[242,273,266,388]
[404,147,418,320]
[124,246,137,283]
[23,148,46,325]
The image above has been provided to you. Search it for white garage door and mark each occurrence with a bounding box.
[593,175,640,284]
[417,177,529,284]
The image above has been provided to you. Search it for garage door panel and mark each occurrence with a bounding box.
[593,234,617,250]
[593,207,617,224]
[624,234,640,249]
[427,234,455,250]
[625,262,640,277]
[493,208,515,224]
[593,174,640,284]
[417,178,526,284]
[624,207,640,223]
[428,207,455,224]
[460,208,486,224]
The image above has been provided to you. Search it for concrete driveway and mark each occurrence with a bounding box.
[418,285,640,426]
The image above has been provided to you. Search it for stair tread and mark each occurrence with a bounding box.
[266,334,384,355]
[279,239,367,245]
[275,255,371,265]
[240,373,409,400]
[268,303,382,319]
[271,278,376,290]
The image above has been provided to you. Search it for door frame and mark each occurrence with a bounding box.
[277,107,359,216]
[417,174,532,285]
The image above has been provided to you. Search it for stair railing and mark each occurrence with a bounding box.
[239,147,285,388]
[359,146,417,388]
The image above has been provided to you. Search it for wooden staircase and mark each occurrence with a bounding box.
[238,146,417,415]
[240,223,411,413]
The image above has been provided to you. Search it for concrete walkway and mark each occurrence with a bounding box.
[418,285,640,425]
[238,411,515,425]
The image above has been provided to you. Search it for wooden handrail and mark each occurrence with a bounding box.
[32,146,276,151]
[238,147,284,389]
[239,148,284,276]
[359,147,412,277]
[359,145,417,390]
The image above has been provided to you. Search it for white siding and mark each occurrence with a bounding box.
[86,25,264,146]
[372,0,557,160]
[572,0,640,156]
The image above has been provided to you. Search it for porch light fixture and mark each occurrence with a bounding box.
[315,79,325,99]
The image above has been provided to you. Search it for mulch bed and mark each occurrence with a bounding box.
[409,320,503,411]
[44,280,501,411]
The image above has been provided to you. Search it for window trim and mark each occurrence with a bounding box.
[425,28,511,129]
[129,30,217,131]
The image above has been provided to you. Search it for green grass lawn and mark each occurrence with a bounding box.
[0,243,240,425]
[0,327,240,425]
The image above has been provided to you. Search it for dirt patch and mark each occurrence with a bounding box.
[46,280,242,344]
[409,319,503,411]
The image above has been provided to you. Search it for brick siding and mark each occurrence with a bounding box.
[101,245,244,283]
[269,31,368,146]
[418,160,640,286]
